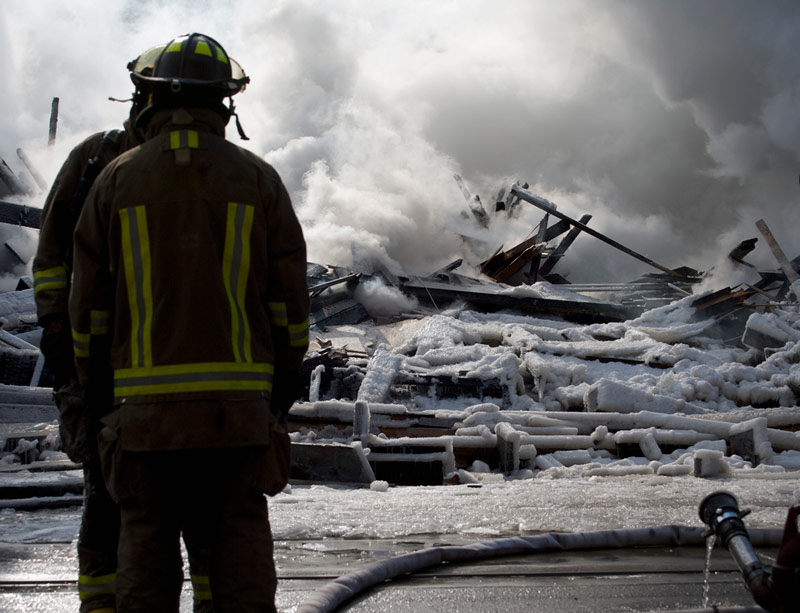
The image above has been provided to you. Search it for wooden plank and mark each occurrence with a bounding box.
[540,214,592,277]
[755,219,800,283]
[511,185,680,277]
[0,200,41,229]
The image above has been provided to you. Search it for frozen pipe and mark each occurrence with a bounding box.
[16,148,47,191]
[29,352,45,387]
[532,410,800,452]
[586,379,711,415]
[295,525,782,613]
[308,365,324,402]
[353,400,370,442]
[350,442,376,483]
[495,422,523,473]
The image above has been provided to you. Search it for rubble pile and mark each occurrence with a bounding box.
[1,182,800,490]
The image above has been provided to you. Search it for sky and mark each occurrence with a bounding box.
[1,0,798,283]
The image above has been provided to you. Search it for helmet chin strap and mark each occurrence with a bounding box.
[229,97,249,140]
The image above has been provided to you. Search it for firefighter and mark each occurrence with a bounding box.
[32,44,214,612]
[69,33,309,612]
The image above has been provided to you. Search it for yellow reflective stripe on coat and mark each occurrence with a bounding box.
[268,301,288,327]
[169,130,199,150]
[71,329,90,358]
[223,202,255,363]
[288,318,310,347]
[114,361,274,397]
[33,265,68,295]
[78,572,116,600]
[191,573,212,601]
[90,310,110,335]
[120,206,153,369]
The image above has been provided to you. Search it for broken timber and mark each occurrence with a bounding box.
[397,275,641,323]
[510,184,681,277]
[0,200,41,229]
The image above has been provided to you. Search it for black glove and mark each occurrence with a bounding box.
[53,381,93,463]
[271,370,302,419]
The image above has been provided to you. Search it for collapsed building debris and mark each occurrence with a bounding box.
[2,181,800,493]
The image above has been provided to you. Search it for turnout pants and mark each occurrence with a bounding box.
[78,454,118,612]
[112,446,277,613]
[78,453,215,612]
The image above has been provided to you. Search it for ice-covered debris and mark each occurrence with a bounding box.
[693,449,733,477]
[498,282,601,303]
[356,348,402,402]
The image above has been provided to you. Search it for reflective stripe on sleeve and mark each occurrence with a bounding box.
[267,301,288,327]
[288,318,310,348]
[191,573,212,601]
[223,202,255,363]
[90,310,110,335]
[33,265,68,296]
[78,572,116,601]
[113,361,274,397]
[119,206,153,368]
[72,329,90,358]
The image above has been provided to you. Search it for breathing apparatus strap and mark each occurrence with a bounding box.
[69,129,124,224]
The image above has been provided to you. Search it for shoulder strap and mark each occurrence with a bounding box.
[69,129,124,222]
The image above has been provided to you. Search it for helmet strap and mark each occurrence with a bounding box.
[229,97,249,140]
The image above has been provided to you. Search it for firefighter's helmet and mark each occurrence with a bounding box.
[130,33,248,95]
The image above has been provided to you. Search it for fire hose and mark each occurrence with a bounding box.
[296,523,783,613]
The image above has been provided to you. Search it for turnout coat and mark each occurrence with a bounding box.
[69,107,309,453]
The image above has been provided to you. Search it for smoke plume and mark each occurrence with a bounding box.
[1,0,797,284]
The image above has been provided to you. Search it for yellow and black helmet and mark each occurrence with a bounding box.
[130,33,249,95]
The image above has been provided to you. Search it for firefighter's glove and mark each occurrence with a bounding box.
[271,371,303,419]
[39,313,76,389]
[53,381,92,464]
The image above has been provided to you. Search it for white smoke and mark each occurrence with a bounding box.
[1,0,797,284]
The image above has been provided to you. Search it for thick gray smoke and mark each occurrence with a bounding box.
[1,0,797,283]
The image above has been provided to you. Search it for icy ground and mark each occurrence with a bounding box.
[2,282,800,546]
[1,474,797,547]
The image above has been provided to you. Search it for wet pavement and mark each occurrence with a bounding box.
[0,536,772,612]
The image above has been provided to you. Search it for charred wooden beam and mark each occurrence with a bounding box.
[756,219,800,284]
[539,214,592,277]
[454,174,489,227]
[0,159,30,197]
[0,200,41,229]
[399,277,641,323]
[49,97,59,147]
[525,213,551,282]
[16,149,47,192]
[511,184,681,277]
